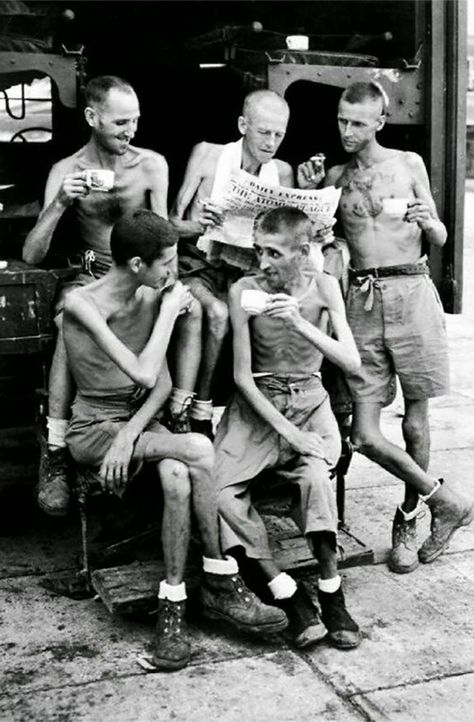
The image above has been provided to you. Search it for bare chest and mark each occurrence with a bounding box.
[339,162,415,220]
[75,166,151,226]
[106,300,155,354]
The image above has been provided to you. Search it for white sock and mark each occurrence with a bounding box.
[158,580,187,602]
[318,575,341,594]
[47,417,68,448]
[190,399,213,421]
[268,572,297,600]
[168,387,195,415]
[203,555,238,575]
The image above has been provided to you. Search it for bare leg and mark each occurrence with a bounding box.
[258,559,282,581]
[137,432,221,558]
[351,401,438,494]
[158,459,192,584]
[402,398,430,511]
[310,532,338,580]
[37,318,73,516]
[169,301,202,399]
[48,321,74,427]
[184,279,229,402]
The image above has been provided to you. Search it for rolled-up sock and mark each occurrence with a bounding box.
[268,572,297,600]
[158,580,187,602]
[203,555,238,575]
[47,417,68,448]
[190,399,213,421]
[318,575,341,594]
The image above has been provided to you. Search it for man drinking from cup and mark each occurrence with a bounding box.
[215,206,362,651]
[23,75,200,516]
[303,81,473,574]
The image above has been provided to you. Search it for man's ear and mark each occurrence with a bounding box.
[299,242,310,260]
[84,106,96,128]
[376,113,386,132]
[237,115,247,136]
[128,256,143,274]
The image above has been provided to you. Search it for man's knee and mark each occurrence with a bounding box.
[186,432,214,466]
[187,297,203,324]
[402,413,429,447]
[159,459,192,502]
[350,426,381,457]
[206,299,229,340]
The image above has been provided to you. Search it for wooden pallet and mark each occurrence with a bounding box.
[91,513,373,616]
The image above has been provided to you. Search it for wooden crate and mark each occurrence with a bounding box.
[91,514,373,616]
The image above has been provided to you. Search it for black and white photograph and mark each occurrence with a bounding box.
[0,1,473,719]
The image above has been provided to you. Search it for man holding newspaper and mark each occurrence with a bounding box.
[170,89,337,436]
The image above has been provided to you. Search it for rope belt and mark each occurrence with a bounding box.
[349,258,430,311]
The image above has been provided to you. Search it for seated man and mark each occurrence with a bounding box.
[170,90,295,437]
[62,209,286,672]
[216,207,362,650]
[22,75,200,516]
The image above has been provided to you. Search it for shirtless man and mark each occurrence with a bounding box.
[318,81,474,572]
[170,90,295,438]
[62,209,286,672]
[23,75,200,516]
[215,207,362,650]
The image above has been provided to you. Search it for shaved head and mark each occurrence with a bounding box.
[242,90,289,121]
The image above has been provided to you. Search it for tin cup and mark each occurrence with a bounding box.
[286,35,309,51]
[85,169,115,192]
[382,197,409,217]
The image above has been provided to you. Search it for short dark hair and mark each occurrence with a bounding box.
[254,206,313,247]
[110,210,178,266]
[84,75,135,108]
[341,81,388,114]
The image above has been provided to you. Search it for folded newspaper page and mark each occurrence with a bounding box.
[199,169,341,250]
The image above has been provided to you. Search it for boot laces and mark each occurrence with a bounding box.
[229,575,253,605]
[159,600,185,637]
[167,398,193,433]
[41,448,69,489]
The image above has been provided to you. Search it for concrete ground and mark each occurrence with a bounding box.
[1,194,474,721]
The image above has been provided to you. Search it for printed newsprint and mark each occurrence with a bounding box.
[198,169,341,251]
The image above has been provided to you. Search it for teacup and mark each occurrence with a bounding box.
[382,197,409,217]
[286,35,309,51]
[85,169,115,192]
[241,289,270,315]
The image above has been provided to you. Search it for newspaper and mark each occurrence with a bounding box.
[199,169,341,250]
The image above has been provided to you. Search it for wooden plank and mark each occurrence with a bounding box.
[91,515,373,616]
[91,560,202,616]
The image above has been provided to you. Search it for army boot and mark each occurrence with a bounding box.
[388,506,419,574]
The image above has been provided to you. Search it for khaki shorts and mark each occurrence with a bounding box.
[215,375,341,560]
[66,392,168,469]
[346,273,449,403]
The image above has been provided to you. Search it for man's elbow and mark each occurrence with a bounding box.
[137,370,158,390]
[342,349,361,376]
[22,243,41,266]
[234,370,250,392]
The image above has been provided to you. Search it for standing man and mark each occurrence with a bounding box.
[62,210,286,672]
[312,81,473,572]
[216,207,362,650]
[23,75,200,516]
[170,90,295,437]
